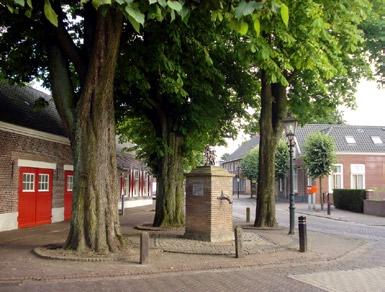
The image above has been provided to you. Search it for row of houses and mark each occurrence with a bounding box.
[0,83,154,232]
[222,125,385,201]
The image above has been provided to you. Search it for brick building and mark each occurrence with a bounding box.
[284,124,385,202]
[0,83,153,232]
[221,135,259,196]
[221,125,385,202]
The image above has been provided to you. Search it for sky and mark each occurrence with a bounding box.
[214,79,385,160]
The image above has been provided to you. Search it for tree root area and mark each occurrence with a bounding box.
[32,236,159,262]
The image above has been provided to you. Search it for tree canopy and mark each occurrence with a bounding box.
[240,148,259,182]
[275,139,289,179]
[116,9,258,226]
[0,0,219,251]
[303,132,336,179]
[361,0,385,86]
[234,0,373,227]
[0,0,280,246]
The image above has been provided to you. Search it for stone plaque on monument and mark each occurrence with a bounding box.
[184,165,234,242]
[192,183,204,196]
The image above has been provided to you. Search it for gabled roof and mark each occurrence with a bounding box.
[223,135,259,163]
[0,82,67,137]
[296,124,385,154]
[116,151,147,171]
[0,82,151,170]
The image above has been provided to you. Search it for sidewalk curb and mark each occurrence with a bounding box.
[296,210,385,227]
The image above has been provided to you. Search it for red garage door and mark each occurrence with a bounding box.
[64,170,73,220]
[18,167,53,228]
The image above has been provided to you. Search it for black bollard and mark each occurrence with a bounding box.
[234,226,243,258]
[140,232,149,264]
[246,207,250,223]
[298,216,307,252]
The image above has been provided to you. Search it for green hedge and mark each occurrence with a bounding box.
[333,189,366,213]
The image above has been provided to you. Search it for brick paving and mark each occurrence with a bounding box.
[0,198,385,291]
[290,266,385,292]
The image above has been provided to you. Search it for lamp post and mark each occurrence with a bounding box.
[283,113,298,235]
[237,166,240,199]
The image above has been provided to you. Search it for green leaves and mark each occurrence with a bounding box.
[230,20,249,36]
[125,3,145,25]
[44,0,58,27]
[235,0,264,19]
[241,148,259,181]
[92,0,111,9]
[15,0,25,6]
[239,21,249,35]
[280,3,289,27]
[167,0,182,12]
[275,139,289,178]
[252,15,260,36]
[304,132,336,178]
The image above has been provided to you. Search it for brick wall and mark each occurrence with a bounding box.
[364,200,385,217]
[185,166,234,242]
[295,154,385,203]
[0,130,72,214]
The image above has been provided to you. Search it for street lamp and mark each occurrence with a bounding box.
[283,113,298,235]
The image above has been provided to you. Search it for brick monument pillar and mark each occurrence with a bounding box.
[184,165,234,242]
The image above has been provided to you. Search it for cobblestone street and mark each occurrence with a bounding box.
[1,198,385,291]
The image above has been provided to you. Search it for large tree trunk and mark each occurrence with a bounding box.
[64,9,123,253]
[153,129,185,227]
[255,71,287,227]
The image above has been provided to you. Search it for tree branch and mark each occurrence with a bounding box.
[47,43,76,142]
[54,3,87,83]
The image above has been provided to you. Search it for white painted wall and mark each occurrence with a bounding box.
[0,212,18,231]
[118,198,152,210]
[52,207,64,223]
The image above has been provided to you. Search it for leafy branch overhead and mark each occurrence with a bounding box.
[7,0,192,32]
[8,0,281,34]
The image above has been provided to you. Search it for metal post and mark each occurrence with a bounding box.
[246,207,250,223]
[140,232,149,264]
[321,192,324,211]
[234,226,243,258]
[327,193,331,215]
[237,167,240,199]
[289,140,295,235]
[298,216,307,252]
[120,195,125,216]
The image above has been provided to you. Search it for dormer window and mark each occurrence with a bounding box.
[371,136,383,144]
[345,136,356,144]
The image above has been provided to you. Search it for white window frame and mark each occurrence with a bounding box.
[67,175,74,192]
[307,176,313,187]
[124,176,130,196]
[22,173,35,192]
[350,164,365,189]
[38,174,50,192]
[143,173,148,195]
[371,136,383,144]
[133,170,139,197]
[345,136,356,144]
[328,164,344,193]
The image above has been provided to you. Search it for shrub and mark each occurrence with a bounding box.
[333,189,366,213]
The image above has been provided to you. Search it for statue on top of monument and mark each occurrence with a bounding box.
[204,146,216,166]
